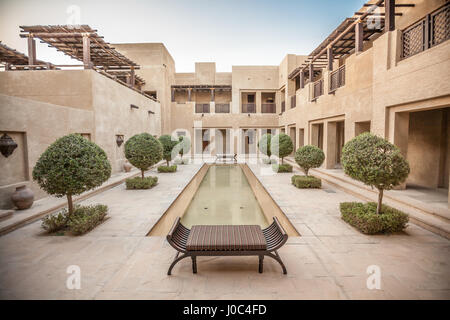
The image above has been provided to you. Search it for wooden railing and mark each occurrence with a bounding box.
[312,79,324,101]
[281,101,285,113]
[261,103,276,114]
[195,103,210,113]
[329,65,345,93]
[215,103,230,113]
[290,95,296,108]
[401,3,449,59]
[242,103,256,113]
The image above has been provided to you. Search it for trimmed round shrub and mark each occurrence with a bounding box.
[176,136,191,160]
[258,133,272,158]
[340,202,408,234]
[295,145,325,176]
[157,165,177,173]
[341,133,410,214]
[158,135,179,166]
[33,134,111,216]
[291,175,321,189]
[126,176,158,189]
[271,133,293,164]
[125,133,163,178]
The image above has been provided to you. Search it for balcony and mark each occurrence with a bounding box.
[242,103,256,113]
[195,103,210,114]
[261,103,276,114]
[215,103,230,113]
[329,65,345,93]
[401,3,449,60]
[311,79,324,101]
[290,95,296,108]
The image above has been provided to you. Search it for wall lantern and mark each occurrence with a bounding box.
[116,135,124,147]
[0,133,18,158]
[130,104,139,109]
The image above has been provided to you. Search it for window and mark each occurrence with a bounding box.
[248,94,255,103]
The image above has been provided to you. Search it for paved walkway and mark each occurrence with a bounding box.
[0,162,449,299]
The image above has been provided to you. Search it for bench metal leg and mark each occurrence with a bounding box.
[191,256,197,274]
[265,251,287,275]
[167,252,189,276]
[258,255,264,273]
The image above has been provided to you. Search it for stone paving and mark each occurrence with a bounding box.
[0,162,449,299]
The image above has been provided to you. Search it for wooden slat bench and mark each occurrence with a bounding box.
[166,217,288,275]
[214,153,237,163]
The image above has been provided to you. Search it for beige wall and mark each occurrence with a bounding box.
[0,70,161,209]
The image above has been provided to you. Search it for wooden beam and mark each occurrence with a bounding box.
[27,36,36,65]
[363,3,414,7]
[354,12,402,16]
[82,35,91,69]
[300,71,305,89]
[385,0,396,31]
[327,47,333,71]
[210,88,215,102]
[355,21,364,54]
[130,66,135,88]
[188,88,192,102]
[304,0,384,71]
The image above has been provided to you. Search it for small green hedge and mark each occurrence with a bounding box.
[174,158,189,165]
[41,204,108,235]
[67,205,108,235]
[340,202,408,234]
[262,158,277,165]
[126,176,158,189]
[291,175,321,189]
[272,164,293,173]
[158,165,177,173]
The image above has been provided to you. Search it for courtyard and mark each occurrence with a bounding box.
[0,162,449,300]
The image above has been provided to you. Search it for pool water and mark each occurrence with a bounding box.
[180,165,269,228]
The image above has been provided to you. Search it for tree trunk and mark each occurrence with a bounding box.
[377,188,384,215]
[166,159,170,166]
[141,170,145,179]
[304,168,309,177]
[67,194,74,216]
[281,157,284,165]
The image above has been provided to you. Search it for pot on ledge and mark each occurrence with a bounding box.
[123,160,132,173]
[11,185,34,210]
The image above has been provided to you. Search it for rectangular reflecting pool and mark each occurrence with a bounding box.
[148,164,299,237]
[180,165,269,228]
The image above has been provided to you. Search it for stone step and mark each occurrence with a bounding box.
[0,209,13,221]
[285,159,450,240]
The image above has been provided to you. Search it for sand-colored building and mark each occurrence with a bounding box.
[0,0,449,214]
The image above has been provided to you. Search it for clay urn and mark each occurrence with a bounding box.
[123,160,132,173]
[11,185,34,210]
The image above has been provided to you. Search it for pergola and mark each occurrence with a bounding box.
[288,0,415,85]
[18,25,145,90]
[0,41,55,70]
[171,85,232,102]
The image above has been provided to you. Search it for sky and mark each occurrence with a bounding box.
[0,0,367,72]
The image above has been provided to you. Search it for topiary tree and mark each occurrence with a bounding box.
[125,133,163,178]
[270,133,293,164]
[33,134,111,216]
[341,132,410,214]
[258,133,272,158]
[295,145,325,176]
[177,136,191,160]
[158,135,179,166]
